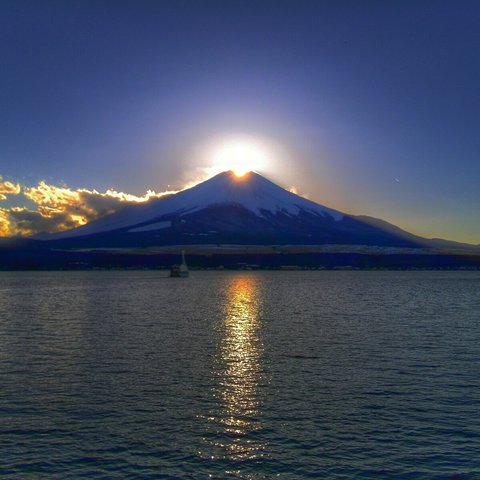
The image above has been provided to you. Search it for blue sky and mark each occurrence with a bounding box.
[1,1,479,242]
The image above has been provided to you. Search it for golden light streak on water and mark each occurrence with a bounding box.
[209,274,266,463]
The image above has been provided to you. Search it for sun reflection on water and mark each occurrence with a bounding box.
[208,274,266,464]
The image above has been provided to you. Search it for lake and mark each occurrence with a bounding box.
[0,271,479,479]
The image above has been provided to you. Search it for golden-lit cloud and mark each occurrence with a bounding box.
[0,177,21,201]
[0,178,176,237]
[288,186,310,199]
[0,209,11,236]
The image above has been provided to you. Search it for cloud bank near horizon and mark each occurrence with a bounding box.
[0,176,176,237]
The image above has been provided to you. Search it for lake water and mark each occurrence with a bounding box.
[0,271,479,479]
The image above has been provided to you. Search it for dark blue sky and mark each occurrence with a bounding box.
[1,0,479,242]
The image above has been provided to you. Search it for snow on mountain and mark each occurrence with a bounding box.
[49,171,344,239]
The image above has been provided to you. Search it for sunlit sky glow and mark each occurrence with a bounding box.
[213,141,267,177]
[0,1,479,243]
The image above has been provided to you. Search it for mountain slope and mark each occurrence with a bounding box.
[41,170,473,250]
[49,170,343,240]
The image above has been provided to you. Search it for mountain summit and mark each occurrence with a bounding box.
[46,170,432,248]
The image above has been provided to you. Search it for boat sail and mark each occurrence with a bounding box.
[170,250,189,278]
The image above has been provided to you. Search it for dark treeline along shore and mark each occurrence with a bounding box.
[1,239,480,271]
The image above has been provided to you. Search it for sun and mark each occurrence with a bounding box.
[213,141,267,177]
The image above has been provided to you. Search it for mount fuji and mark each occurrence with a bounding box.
[42,170,452,250]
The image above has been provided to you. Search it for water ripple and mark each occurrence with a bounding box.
[0,271,479,478]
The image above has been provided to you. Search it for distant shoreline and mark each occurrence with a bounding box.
[1,245,480,271]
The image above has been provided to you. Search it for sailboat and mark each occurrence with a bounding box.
[170,250,189,278]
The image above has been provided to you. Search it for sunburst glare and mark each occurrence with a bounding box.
[213,140,268,177]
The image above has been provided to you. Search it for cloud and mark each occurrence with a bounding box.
[289,186,310,199]
[7,206,78,236]
[0,177,21,201]
[0,209,11,236]
[0,178,176,237]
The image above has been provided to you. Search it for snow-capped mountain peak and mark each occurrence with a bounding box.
[173,170,342,219]
[49,170,343,239]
